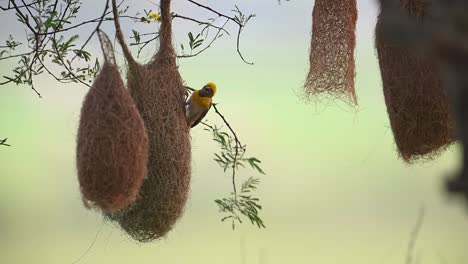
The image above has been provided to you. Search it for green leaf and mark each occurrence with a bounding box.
[188,32,194,42]
[132,30,140,44]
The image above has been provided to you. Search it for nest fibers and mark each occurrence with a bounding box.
[76,31,148,212]
[375,0,456,163]
[105,0,191,242]
[304,0,358,105]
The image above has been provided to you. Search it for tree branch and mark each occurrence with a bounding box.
[130,32,159,58]
[236,26,253,65]
[9,0,38,34]
[69,0,110,63]
[186,0,241,26]
[0,51,33,61]
[212,103,244,198]
[178,19,229,59]
[173,14,230,35]
[183,0,254,65]
[0,0,42,11]
[35,14,138,36]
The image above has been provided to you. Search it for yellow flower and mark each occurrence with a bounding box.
[148,11,161,22]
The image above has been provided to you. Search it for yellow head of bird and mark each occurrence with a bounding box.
[206,82,217,96]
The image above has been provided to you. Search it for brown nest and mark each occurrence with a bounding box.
[76,31,148,213]
[375,0,456,163]
[304,0,358,105]
[105,0,191,242]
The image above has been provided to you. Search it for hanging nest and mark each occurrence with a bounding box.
[105,0,191,242]
[304,0,358,105]
[76,31,148,213]
[375,0,456,163]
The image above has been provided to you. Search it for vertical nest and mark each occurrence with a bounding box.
[304,0,358,105]
[375,0,456,163]
[105,0,191,242]
[76,31,148,213]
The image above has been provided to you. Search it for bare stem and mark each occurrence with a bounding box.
[186,0,241,26]
[212,103,243,198]
[405,206,425,264]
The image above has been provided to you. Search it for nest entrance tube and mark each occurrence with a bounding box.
[375,0,456,162]
[304,0,358,105]
[106,0,191,242]
[76,31,149,213]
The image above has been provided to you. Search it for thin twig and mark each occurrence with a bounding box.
[0,51,33,61]
[406,206,425,264]
[70,0,110,63]
[212,104,243,148]
[212,103,243,198]
[50,14,91,89]
[0,44,20,48]
[134,35,159,58]
[186,0,240,26]
[0,0,42,11]
[10,0,37,34]
[71,222,105,264]
[184,86,243,146]
[201,121,215,130]
[178,18,229,59]
[183,0,253,65]
[36,57,74,83]
[173,14,230,35]
[19,0,38,26]
[35,14,138,36]
[236,26,253,65]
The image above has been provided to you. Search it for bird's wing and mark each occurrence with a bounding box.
[191,103,211,128]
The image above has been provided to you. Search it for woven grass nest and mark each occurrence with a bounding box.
[306,0,455,162]
[103,0,191,242]
[76,31,149,213]
[305,0,358,105]
[375,0,456,163]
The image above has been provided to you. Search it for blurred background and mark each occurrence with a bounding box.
[1,0,467,263]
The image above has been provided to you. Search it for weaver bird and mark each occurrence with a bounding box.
[185,82,217,128]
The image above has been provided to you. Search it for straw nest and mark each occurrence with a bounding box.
[304,0,358,105]
[105,0,191,242]
[375,0,456,163]
[76,31,149,212]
